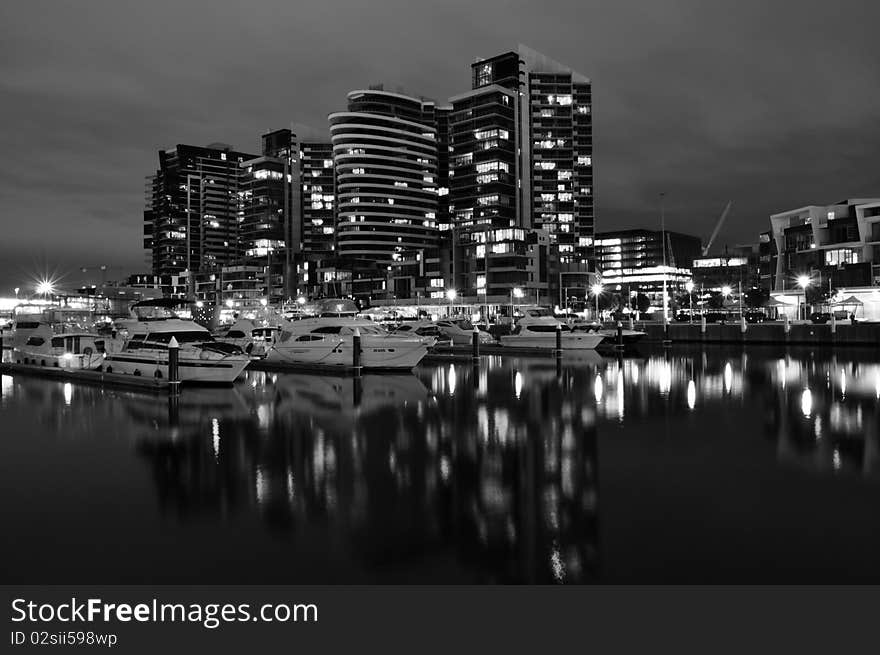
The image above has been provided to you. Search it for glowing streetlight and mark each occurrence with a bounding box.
[260,298,268,307]
[13,287,20,299]
[685,280,695,323]
[225,299,234,308]
[195,300,204,309]
[590,283,603,320]
[445,288,457,316]
[296,296,306,305]
[721,285,732,297]
[36,280,55,296]
[797,275,810,321]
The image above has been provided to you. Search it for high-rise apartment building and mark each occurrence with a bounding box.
[239,129,298,299]
[144,143,257,278]
[329,89,440,263]
[465,47,595,266]
[445,46,594,303]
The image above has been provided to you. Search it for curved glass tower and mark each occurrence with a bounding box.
[329,90,440,263]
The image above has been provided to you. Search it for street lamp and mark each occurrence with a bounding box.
[590,283,603,321]
[797,274,810,321]
[446,288,457,317]
[720,285,732,322]
[36,280,55,297]
[13,287,19,300]
[685,280,695,323]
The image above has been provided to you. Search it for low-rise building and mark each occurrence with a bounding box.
[770,198,880,292]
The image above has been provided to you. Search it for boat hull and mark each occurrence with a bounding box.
[102,352,250,384]
[498,333,605,350]
[596,329,646,345]
[266,337,427,370]
[13,349,105,371]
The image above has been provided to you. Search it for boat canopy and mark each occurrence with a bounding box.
[130,298,193,309]
[311,298,360,317]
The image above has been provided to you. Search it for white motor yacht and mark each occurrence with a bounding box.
[103,299,250,384]
[499,307,604,350]
[11,321,106,370]
[215,319,280,358]
[391,320,452,349]
[434,318,495,346]
[570,320,647,346]
[265,299,427,370]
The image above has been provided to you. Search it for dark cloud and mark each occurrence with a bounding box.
[2,0,879,289]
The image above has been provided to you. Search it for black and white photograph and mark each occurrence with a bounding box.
[2,0,880,650]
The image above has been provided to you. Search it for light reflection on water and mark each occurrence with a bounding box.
[2,346,880,583]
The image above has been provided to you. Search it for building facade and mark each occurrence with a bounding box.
[595,229,701,303]
[770,198,880,292]
[329,89,441,263]
[238,129,298,301]
[144,143,257,279]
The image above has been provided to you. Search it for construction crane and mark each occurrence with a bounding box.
[702,200,733,257]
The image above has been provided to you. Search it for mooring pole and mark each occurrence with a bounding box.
[471,326,480,361]
[615,320,625,352]
[352,327,362,375]
[555,323,563,357]
[168,336,180,396]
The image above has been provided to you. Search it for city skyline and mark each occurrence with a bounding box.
[3,0,880,288]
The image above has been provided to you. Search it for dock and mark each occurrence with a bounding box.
[0,361,169,393]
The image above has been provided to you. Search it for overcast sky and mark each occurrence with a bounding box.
[1,0,879,289]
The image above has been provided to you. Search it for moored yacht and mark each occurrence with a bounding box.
[499,307,604,350]
[11,322,107,370]
[570,320,647,346]
[102,299,250,384]
[265,299,427,370]
[215,319,281,358]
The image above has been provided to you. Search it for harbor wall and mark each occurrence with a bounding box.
[639,322,880,346]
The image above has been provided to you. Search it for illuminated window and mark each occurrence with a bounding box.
[476,63,493,86]
[475,161,509,174]
[576,156,592,166]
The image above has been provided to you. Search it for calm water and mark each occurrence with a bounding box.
[2,346,880,584]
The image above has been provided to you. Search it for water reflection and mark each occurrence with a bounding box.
[4,346,880,583]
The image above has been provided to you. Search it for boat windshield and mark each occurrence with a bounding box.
[523,308,553,318]
[133,306,179,320]
[146,331,212,344]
